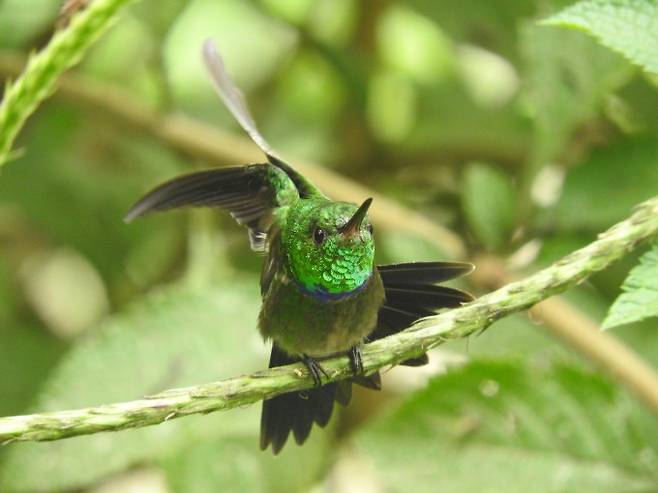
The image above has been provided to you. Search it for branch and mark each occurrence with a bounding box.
[0,0,137,166]
[1,196,657,444]
[471,253,658,419]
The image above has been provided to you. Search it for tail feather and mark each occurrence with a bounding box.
[353,372,382,390]
[260,345,340,453]
[335,380,352,406]
[260,345,382,453]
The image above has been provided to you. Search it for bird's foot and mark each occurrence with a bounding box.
[348,345,364,375]
[301,354,329,387]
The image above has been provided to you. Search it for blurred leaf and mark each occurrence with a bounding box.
[377,5,456,84]
[378,230,450,264]
[0,103,185,298]
[536,232,591,266]
[81,14,153,85]
[132,0,189,37]
[0,325,65,417]
[457,44,519,108]
[462,163,516,250]
[407,0,537,60]
[355,360,658,493]
[162,430,330,493]
[552,138,658,231]
[163,0,296,118]
[90,468,168,493]
[458,314,571,362]
[522,22,632,164]
[543,0,658,75]
[0,281,266,492]
[308,0,358,46]
[408,78,529,159]
[603,243,658,330]
[258,0,313,24]
[20,248,109,338]
[613,74,658,134]
[0,0,59,48]
[0,258,17,323]
[276,51,347,123]
[367,70,417,143]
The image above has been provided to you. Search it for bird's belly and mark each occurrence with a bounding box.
[258,274,384,357]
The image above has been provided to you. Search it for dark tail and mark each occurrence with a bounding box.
[372,262,474,366]
[260,344,379,454]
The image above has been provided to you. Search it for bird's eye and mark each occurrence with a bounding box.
[313,228,326,245]
[366,223,373,234]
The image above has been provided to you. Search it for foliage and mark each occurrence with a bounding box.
[543,0,658,74]
[0,283,258,491]
[603,243,658,329]
[462,163,516,250]
[0,0,657,491]
[355,360,658,493]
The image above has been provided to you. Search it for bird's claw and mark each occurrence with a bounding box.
[301,354,329,387]
[348,345,364,375]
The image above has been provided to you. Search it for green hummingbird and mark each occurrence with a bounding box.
[125,40,474,454]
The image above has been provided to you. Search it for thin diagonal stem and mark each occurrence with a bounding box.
[1,196,657,444]
[0,0,137,165]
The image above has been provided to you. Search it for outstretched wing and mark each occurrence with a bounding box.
[124,163,298,252]
[371,262,474,366]
[202,39,324,200]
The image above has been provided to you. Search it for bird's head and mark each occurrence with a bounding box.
[282,198,375,296]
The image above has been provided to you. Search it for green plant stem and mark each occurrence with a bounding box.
[1,196,657,444]
[0,0,137,165]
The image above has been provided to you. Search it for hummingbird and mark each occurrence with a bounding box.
[125,40,474,454]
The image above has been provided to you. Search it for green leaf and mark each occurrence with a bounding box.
[462,163,516,250]
[407,0,537,60]
[163,0,296,118]
[543,0,658,75]
[355,360,658,493]
[521,22,632,165]
[0,0,60,48]
[162,430,330,493]
[603,243,658,329]
[0,324,65,417]
[377,5,455,85]
[552,138,658,231]
[0,281,266,492]
[0,104,184,292]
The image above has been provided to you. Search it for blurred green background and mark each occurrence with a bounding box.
[1,0,657,491]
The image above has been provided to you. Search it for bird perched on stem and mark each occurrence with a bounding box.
[125,39,474,454]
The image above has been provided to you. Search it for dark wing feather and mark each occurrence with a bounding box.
[124,164,297,252]
[384,284,473,310]
[372,262,474,366]
[202,39,324,200]
[378,261,474,285]
[126,41,327,250]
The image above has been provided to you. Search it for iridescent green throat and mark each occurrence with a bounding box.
[281,199,375,296]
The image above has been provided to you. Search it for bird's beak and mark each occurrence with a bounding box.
[340,198,373,237]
